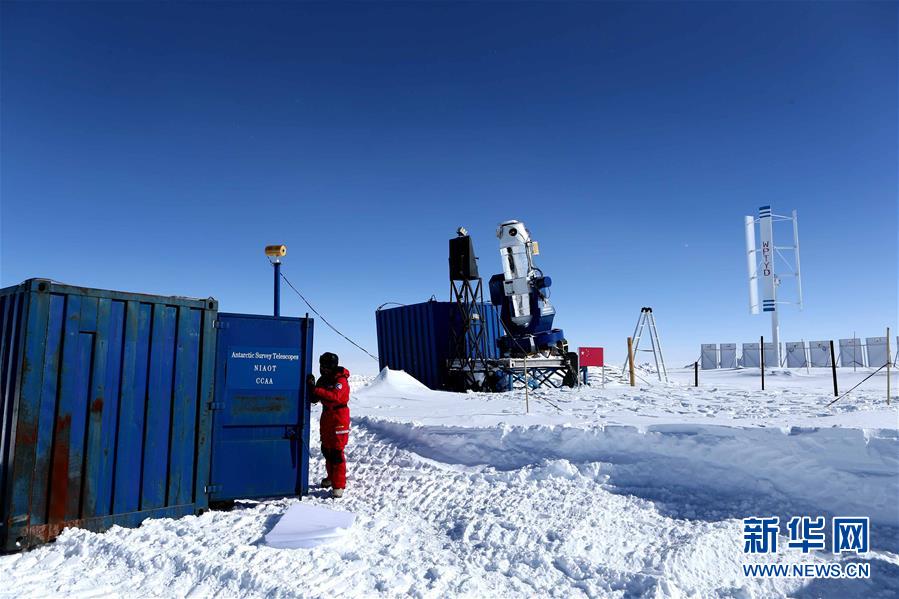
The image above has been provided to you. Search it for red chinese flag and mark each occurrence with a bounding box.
[579,347,604,367]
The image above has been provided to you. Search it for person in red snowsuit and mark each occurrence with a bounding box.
[307,352,350,498]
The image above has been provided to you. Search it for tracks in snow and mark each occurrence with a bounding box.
[355,415,899,533]
[2,417,895,598]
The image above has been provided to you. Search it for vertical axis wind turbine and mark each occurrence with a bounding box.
[744,206,803,366]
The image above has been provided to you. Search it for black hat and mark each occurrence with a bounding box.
[319,352,339,369]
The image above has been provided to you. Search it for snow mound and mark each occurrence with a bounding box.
[355,367,429,396]
[264,503,355,549]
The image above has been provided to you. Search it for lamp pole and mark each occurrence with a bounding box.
[265,245,288,318]
[273,258,281,317]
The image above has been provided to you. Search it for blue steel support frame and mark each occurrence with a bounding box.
[499,365,572,389]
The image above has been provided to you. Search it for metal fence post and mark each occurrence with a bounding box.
[887,327,891,406]
[829,340,838,397]
[627,337,635,387]
[760,335,765,390]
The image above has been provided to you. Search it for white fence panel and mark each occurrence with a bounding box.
[742,343,760,368]
[701,344,718,369]
[839,338,865,367]
[763,342,778,367]
[865,337,888,367]
[785,342,808,368]
[719,343,737,369]
[809,341,831,367]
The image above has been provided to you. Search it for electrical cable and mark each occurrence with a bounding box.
[273,261,569,403]
[634,370,654,386]
[272,259,379,362]
[535,391,563,412]
[376,302,406,311]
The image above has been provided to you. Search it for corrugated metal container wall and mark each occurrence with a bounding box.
[479,303,504,360]
[0,279,217,550]
[375,301,503,390]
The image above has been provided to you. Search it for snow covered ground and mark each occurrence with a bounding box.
[2,366,897,598]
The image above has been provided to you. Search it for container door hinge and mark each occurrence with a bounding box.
[208,402,225,411]
[204,484,222,494]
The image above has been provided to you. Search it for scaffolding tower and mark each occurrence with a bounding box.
[622,307,669,383]
[447,229,490,390]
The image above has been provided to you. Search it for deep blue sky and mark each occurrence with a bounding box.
[2,2,896,373]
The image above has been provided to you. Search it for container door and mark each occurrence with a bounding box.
[210,314,312,501]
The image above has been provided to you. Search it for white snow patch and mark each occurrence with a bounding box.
[264,503,355,549]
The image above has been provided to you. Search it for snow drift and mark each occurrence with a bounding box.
[264,503,355,549]
[355,367,429,395]
[355,368,898,528]
[357,418,898,528]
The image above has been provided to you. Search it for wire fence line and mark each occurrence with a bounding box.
[826,363,890,407]
[698,337,897,370]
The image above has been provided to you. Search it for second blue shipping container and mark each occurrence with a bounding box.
[375,300,503,390]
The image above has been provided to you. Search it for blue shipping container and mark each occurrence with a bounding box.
[209,313,313,501]
[375,301,503,390]
[0,279,218,550]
